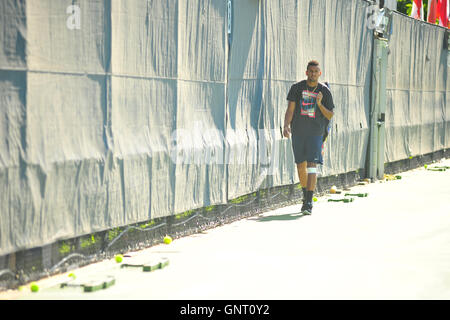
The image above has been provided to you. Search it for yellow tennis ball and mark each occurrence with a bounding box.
[115,254,123,263]
[30,282,39,292]
[424,164,428,169]
[163,236,172,244]
[313,197,318,202]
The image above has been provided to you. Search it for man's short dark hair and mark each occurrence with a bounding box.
[307,60,320,70]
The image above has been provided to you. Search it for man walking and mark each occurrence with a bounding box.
[283,60,335,215]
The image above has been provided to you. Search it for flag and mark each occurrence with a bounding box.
[428,0,438,23]
[437,0,449,27]
[410,0,424,20]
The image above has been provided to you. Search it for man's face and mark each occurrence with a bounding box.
[306,65,321,82]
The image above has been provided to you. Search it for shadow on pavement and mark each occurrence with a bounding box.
[250,212,305,222]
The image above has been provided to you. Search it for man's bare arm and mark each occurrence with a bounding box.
[316,92,334,120]
[283,101,296,138]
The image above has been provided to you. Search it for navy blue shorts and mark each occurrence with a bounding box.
[291,135,323,165]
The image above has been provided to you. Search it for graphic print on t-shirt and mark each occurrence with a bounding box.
[301,90,317,118]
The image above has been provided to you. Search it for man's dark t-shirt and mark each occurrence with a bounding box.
[286,80,335,136]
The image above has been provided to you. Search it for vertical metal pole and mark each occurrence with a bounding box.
[377,39,388,179]
[369,40,381,180]
[369,37,388,181]
[227,0,232,38]
[225,0,232,202]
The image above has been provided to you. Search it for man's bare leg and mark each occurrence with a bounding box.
[306,162,317,191]
[296,161,307,189]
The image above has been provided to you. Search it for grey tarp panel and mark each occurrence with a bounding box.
[226,0,265,199]
[173,0,227,213]
[227,0,303,198]
[0,0,27,185]
[0,0,111,253]
[0,70,26,169]
[257,0,299,190]
[110,77,176,220]
[0,0,26,70]
[0,0,28,252]
[110,0,178,221]
[385,12,448,162]
[27,0,110,73]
